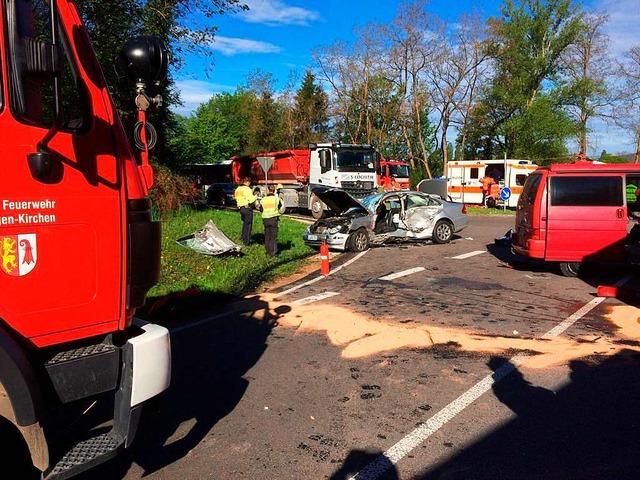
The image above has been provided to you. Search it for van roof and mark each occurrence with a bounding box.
[540,161,640,174]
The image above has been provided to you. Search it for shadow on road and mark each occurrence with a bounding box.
[418,351,640,479]
[329,448,399,480]
[77,293,290,479]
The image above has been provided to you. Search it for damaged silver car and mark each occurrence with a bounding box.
[303,187,469,251]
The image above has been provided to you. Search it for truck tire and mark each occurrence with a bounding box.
[433,220,453,244]
[559,261,581,277]
[348,229,370,252]
[310,194,324,219]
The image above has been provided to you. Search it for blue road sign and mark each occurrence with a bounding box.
[500,187,512,201]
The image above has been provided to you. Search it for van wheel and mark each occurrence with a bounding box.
[433,220,453,244]
[349,229,370,252]
[559,262,581,277]
[310,194,324,219]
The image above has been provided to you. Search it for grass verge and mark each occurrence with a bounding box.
[138,207,315,320]
[465,205,515,216]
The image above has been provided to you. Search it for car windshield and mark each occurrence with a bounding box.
[336,149,376,173]
[361,193,385,212]
[389,164,409,177]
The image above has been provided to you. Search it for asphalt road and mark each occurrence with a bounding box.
[77,215,640,480]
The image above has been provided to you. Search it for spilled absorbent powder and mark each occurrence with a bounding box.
[243,294,640,368]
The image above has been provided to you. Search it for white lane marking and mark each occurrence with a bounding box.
[451,250,486,260]
[349,274,634,480]
[292,291,340,305]
[379,267,426,281]
[276,250,369,297]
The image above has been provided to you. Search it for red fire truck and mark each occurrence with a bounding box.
[376,158,410,190]
[0,1,171,478]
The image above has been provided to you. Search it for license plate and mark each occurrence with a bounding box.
[307,234,318,241]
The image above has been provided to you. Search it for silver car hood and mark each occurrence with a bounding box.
[313,187,369,215]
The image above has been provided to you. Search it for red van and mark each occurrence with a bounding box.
[512,162,640,276]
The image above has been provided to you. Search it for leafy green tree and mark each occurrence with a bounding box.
[241,70,287,153]
[74,0,247,165]
[599,150,629,163]
[464,0,583,159]
[293,70,329,147]
[169,92,250,167]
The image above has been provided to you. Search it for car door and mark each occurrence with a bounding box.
[395,193,442,237]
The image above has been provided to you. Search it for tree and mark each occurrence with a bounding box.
[169,92,250,167]
[465,0,583,160]
[383,0,443,178]
[617,46,640,163]
[292,70,329,147]
[241,70,287,153]
[560,13,612,156]
[429,12,490,173]
[74,0,248,165]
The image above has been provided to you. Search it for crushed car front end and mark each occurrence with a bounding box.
[303,216,352,251]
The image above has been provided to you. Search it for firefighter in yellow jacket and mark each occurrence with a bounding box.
[259,184,286,257]
[234,177,257,245]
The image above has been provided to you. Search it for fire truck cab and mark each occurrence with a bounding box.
[0,1,170,478]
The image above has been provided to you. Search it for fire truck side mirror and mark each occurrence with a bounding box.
[24,38,62,79]
[119,35,168,92]
[27,151,62,184]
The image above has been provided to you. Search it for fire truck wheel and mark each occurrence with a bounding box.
[310,194,324,219]
[559,262,581,277]
[349,229,370,252]
[433,220,453,244]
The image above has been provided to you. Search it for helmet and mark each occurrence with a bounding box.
[277,183,284,190]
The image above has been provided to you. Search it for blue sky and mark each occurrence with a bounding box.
[173,0,640,155]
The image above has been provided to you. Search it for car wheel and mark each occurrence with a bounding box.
[559,261,581,277]
[433,220,453,244]
[348,229,370,252]
[310,194,324,219]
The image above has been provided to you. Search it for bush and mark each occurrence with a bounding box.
[149,163,203,216]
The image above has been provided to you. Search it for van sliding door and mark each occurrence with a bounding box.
[546,175,626,262]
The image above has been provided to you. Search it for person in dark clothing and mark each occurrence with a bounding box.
[259,184,285,256]
[234,177,257,245]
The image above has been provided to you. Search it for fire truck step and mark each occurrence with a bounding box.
[45,432,122,480]
[45,343,117,366]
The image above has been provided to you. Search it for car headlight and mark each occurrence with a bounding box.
[328,225,347,234]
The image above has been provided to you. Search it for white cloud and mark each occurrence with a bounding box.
[594,0,640,56]
[209,35,281,56]
[240,0,320,26]
[172,79,234,116]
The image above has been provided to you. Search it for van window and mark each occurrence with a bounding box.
[521,173,542,205]
[470,168,479,179]
[515,174,527,186]
[550,176,623,207]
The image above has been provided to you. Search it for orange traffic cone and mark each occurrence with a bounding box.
[320,241,330,276]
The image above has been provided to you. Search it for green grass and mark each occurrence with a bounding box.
[140,207,315,319]
[465,206,516,216]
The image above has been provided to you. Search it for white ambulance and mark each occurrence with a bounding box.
[446,159,538,208]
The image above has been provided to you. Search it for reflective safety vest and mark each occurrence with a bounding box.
[260,194,282,219]
[234,185,256,207]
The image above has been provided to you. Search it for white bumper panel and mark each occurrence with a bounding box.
[129,320,172,407]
